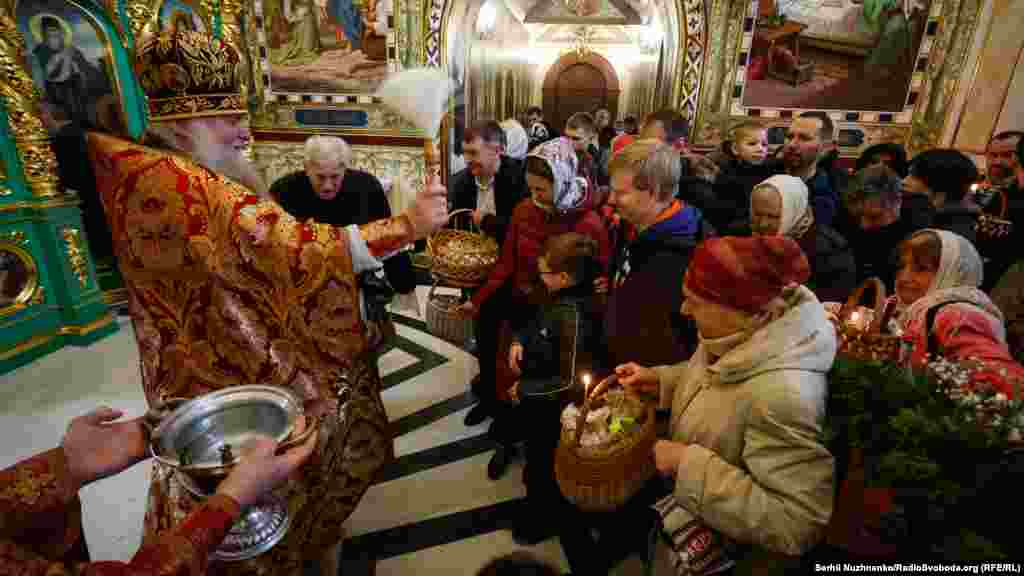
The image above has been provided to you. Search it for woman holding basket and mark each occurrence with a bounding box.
[616,236,835,575]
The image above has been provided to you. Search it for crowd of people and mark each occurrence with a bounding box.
[445,103,1024,573]
[4,22,1024,576]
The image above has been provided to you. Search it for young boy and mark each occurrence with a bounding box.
[507,232,608,546]
[711,121,781,233]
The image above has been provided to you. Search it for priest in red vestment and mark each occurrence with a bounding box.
[78,28,448,575]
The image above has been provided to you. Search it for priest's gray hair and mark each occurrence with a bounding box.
[305,135,352,168]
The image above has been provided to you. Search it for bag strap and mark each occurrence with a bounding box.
[925,300,978,358]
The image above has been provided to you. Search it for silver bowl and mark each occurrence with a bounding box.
[145,385,312,561]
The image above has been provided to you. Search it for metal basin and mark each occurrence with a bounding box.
[150,385,302,476]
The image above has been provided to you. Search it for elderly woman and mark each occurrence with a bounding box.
[893,229,1024,396]
[750,174,857,303]
[617,236,835,574]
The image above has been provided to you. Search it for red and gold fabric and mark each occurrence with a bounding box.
[0,447,242,575]
[86,132,415,574]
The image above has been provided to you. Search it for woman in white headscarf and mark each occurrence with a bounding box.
[749,174,857,302]
[894,229,1024,397]
[500,118,529,160]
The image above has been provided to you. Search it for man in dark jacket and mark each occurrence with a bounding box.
[448,120,526,247]
[600,138,709,369]
[844,164,928,291]
[783,112,840,227]
[903,149,980,245]
[270,135,416,296]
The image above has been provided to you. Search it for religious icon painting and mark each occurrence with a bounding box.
[742,0,933,113]
[257,0,398,95]
[16,0,121,134]
[157,0,210,34]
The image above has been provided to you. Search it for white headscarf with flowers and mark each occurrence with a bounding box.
[526,137,588,214]
[897,229,1005,339]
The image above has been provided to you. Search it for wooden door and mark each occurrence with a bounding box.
[554,63,607,131]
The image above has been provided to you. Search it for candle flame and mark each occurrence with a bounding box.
[971,183,980,192]
[850,311,861,324]
[582,373,592,387]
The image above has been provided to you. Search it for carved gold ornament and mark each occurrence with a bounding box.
[62,227,91,288]
[124,0,157,43]
[0,14,61,198]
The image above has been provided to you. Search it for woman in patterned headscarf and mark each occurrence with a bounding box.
[894,229,1024,397]
[459,137,610,481]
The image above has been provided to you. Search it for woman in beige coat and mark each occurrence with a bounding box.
[617,236,836,574]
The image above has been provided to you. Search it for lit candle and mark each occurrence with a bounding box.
[850,311,861,325]
[581,373,592,392]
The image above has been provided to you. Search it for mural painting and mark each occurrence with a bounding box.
[262,0,393,93]
[743,0,930,111]
[17,0,119,133]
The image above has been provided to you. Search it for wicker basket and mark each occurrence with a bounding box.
[425,284,473,344]
[832,278,901,363]
[427,209,499,288]
[555,375,657,513]
[976,186,1014,241]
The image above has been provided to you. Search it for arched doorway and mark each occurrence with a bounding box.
[542,52,621,131]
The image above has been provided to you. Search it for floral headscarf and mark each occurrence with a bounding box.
[500,119,528,160]
[526,137,588,214]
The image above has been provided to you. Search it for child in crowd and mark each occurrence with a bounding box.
[711,121,781,233]
[460,137,610,483]
[506,232,608,545]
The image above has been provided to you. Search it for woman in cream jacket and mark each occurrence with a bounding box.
[617,236,836,574]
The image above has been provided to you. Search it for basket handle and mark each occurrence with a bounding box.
[426,209,482,257]
[572,374,618,448]
[839,277,887,335]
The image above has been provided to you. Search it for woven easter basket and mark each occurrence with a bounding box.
[829,278,901,363]
[555,375,657,513]
[427,209,498,288]
[976,189,1013,241]
[425,284,473,344]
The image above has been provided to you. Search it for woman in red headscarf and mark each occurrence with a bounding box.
[616,236,836,575]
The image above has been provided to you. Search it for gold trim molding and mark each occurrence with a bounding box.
[62,227,91,288]
[0,14,62,198]
[0,333,57,362]
[59,313,115,337]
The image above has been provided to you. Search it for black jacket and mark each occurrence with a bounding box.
[932,204,980,247]
[270,169,416,294]
[709,156,783,233]
[448,156,526,247]
[605,205,712,368]
[512,283,608,393]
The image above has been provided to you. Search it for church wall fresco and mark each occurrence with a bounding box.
[692,0,984,156]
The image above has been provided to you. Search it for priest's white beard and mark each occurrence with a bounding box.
[149,120,269,200]
[189,125,269,199]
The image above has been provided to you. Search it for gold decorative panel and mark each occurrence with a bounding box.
[62,227,91,288]
[0,13,61,197]
[252,141,427,215]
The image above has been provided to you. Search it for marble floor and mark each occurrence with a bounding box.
[0,285,646,575]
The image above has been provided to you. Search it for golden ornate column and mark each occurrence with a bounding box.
[0,13,61,198]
